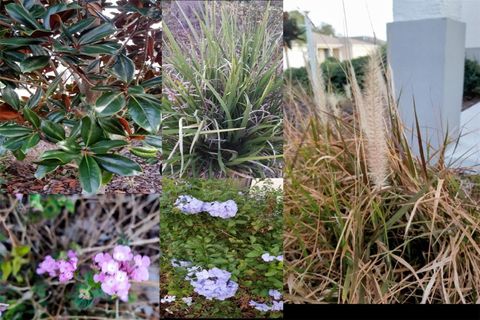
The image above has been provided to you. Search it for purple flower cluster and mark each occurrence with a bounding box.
[92,245,150,302]
[0,303,9,316]
[36,250,78,283]
[188,267,239,300]
[174,195,238,219]
[261,253,283,262]
[249,289,283,312]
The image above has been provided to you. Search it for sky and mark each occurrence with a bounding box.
[284,0,393,41]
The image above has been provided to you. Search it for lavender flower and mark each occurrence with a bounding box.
[261,253,283,262]
[249,301,271,312]
[182,296,193,306]
[271,300,284,311]
[189,267,238,300]
[174,195,204,214]
[269,289,282,300]
[174,195,238,219]
[0,303,8,316]
[202,200,238,219]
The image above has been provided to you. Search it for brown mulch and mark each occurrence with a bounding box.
[0,151,161,194]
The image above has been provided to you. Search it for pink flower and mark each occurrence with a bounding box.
[102,259,120,275]
[134,255,150,268]
[37,256,58,277]
[92,246,151,302]
[132,267,149,282]
[113,245,132,262]
[37,251,78,282]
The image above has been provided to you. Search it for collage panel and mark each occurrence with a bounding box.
[283,0,480,307]
[0,0,161,194]
[161,0,283,179]
[160,178,283,318]
[0,194,160,318]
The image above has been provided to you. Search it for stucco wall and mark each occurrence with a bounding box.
[393,0,462,21]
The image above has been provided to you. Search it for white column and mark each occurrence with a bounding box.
[388,0,466,160]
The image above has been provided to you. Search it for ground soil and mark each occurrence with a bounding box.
[0,144,161,194]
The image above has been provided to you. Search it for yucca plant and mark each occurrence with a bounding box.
[284,53,480,304]
[162,1,283,178]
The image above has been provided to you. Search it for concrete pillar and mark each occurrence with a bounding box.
[387,18,466,158]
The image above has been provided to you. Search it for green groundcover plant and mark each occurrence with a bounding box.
[162,1,283,178]
[160,179,283,318]
[0,0,161,194]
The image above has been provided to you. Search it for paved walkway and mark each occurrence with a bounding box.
[446,102,480,171]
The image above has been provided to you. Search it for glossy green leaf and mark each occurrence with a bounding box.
[130,146,158,159]
[0,37,43,46]
[1,86,20,110]
[12,149,26,160]
[78,23,116,45]
[66,17,96,35]
[26,87,43,109]
[35,164,58,179]
[20,55,50,73]
[80,42,121,55]
[41,120,65,142]
[5,3,43,30]
[140,76,161,89]
[98,117,127,136]
[20,133,40,153]
[23,108,40,128]
[89,140,128,154]
[128,85,144,95]
[93,154,142,176]
[37,149,79,164]
[95,92,126,116]
[81,117,103,146]
[111,54,134,83]
[79,155,102,194]
[145,135,162,148]
[0,124,32,137]
[4,135,30,150]
[127,94,161,133]
[45,71,65,97]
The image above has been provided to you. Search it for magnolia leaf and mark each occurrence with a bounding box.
[127,94,161,133]
[20,56,50,73]
[79,155,102,194]
[95,92,126,116]
[111,54,135,84]
[41,120,65,142]
[93,154,142,176]
[78,23,116,45]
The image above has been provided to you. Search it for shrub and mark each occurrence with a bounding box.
[0,1,161,194]
[162,1,283,178]
[160,179,283,318]
[464,58,480,99]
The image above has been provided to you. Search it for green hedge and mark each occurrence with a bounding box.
[285,54,480,100]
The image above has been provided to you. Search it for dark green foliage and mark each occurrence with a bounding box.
[0,0,161,193]
[464,58,480,99]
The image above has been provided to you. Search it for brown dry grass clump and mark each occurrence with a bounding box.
[284,53,480,304]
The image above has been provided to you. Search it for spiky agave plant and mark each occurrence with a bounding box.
[284,49,480,304]
[162,1,283,178]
